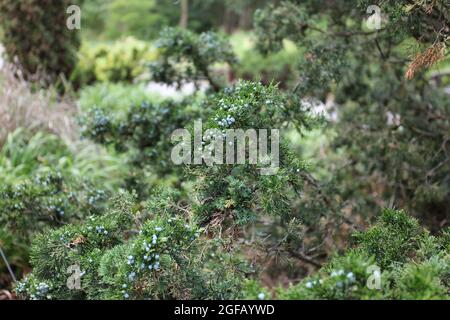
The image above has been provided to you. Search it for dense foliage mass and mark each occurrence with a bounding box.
[254,0,449,227]
[0,0,81,82]
[246,209,450,300]
[149,27,236,91]
[0,0,448,300]
[73,37,159,85]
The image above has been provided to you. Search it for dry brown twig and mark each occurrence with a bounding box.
[0,290,14,300]
[405,42,447,80]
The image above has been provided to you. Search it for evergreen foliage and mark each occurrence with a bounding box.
[0,0,81,82]
[246,209,450,300]
[2,0,449,301]
[254,0,450,228]
[15,191,247,300]
[150,27,236,91]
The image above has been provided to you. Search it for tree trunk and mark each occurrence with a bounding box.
[179,0,189,29]
[239,6,253,30]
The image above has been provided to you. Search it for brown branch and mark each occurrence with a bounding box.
[286,248,322,268]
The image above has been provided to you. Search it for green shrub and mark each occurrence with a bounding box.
[253,0,450,228]
[7,3,449,300]
[0,171,106,239]
[0,169,108,284]
[0,129,127,283]
[78,83,165,114]
[353,209,422,269]
[190,80,310,227]
[0,130,117,244]
[15,79,330,299]
[73,37,159,85]
[150,27,236,91]
[15,192,135,300]
[242,279,272,300]
[275,250,384,300]
[254,209,450,300]
[79,95,204,178]
[79,80,330,274]
[14,191,246,300]
[0,129,127,192]
[0,0,81,82]
[391,256,449,300]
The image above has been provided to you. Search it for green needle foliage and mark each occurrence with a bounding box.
[150,27,236,91]
[190,81,311,227]
[4,0,449,300]
[79,96,205,197]
[246,209,450,300]
[254,0,450,228]
[80,98,203,171]
[0,171,106,239]
[15,191,247,300]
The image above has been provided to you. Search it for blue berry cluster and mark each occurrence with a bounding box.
[305,269,357,290]
[94,225,108,235]
[216,115,236,127]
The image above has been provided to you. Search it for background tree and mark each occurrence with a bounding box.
[254,0,449,230]
[179,0,189,29]
[0,0,82,83]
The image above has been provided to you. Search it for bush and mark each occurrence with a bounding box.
[189,80,309,227]
[0,167,108,286]
[255,209,450,300]
[14,191,246,300]
[0,129,128,283]
[73,37,159,85]
[0,171,107,240]
[5,4,449,300]
[253,0,450,229]
[79,95,205,178]
[150,27,236,91]
[0,0,81,82]
[391,257,449,300]
[80,80,331,277]
[15,79,331,299]
[353,209,422,269]
[15,192,135,300]
[77,83,165,115]
[0,129,127,192]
